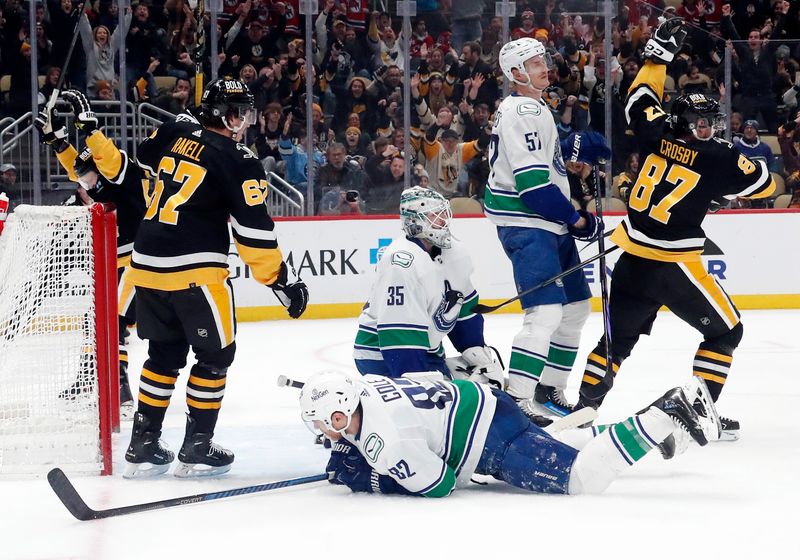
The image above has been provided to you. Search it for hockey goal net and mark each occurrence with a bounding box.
[0,204,118,476]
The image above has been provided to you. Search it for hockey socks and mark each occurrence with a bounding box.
[567,408,672,494]
[692,346,732,402]
[136,361,178,431]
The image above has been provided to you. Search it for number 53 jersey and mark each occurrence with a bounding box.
[349,375,497,497]
[128,115,284,290]
[615,61,775,263]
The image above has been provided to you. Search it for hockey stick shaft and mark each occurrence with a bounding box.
[48,1,89,107]
[194,0,206,107]
[473,245,619,314]
[47,468,328,521]
[276,375,304,389]
[593,167,614,377]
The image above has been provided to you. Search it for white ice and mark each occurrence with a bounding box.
[2,310,799,560]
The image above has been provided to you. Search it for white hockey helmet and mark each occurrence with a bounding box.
[299,371,360,434]
[399,186,453,249]
[499,38,548,86]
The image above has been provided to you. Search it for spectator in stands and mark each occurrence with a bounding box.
[721,1,788,132]
[778,115,800,207]
[0,163,17,189]
[420,122,488,199]
[32,20,52,74]
[126,3,165,91]
[730,111,744,138]
[615,152,640,203]
[339,126,371,159]
[48,0,87,92]
[79,6,131,96]
[252,102,284,174]
[227,6,287,72]
[369,23,403,72]
[450,0,486,52]
[512,11,537,40]
[332,76,377,134]
[94,79,116,101]
[318,186,364,216]
[457,41,499,106]
[364,147,406,214]
[277,114,324,195]
[678,64,713,94]
[735,119,776,168]
[39,66,60,101]
[317,142,369,213]
[152,76,192,114]
[409,17,434,64]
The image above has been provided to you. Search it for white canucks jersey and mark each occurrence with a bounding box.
[484,94,571,234]
[348,375,497,497]
[354,237,480,362]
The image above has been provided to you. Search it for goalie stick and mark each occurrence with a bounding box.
[473,245,619,314]
[276,376,600,430]
[47,468,328,521]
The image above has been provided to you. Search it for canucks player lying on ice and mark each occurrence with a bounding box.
[299,371,721,497]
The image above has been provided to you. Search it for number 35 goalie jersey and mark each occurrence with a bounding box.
[351,375,497,497]
[129,115,284,290]
[614,62,775,262]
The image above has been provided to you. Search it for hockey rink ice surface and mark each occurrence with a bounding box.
[2,309,798,560]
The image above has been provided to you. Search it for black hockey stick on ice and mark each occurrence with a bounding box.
[473,245,619,314]
[592,167,614,379]
[276,375,304,389]
[47,468,328,521]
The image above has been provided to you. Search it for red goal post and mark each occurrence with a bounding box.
[0,203,119,476]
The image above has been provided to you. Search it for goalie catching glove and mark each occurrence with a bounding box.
[62,89,99,134]
[270,262,309,319]
[644,17,687,65]
[327,441,412,495]
[446,346,506,390]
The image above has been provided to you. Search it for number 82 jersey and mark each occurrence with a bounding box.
[129,115,285,290]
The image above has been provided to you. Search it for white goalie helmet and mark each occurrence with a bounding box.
[499,37,548,86]
[399,186,453,249]
[299,371,360,434]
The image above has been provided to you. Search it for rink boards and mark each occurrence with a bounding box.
[225,210,800,321]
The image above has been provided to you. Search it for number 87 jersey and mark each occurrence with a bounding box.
[129,114,285,291]
[614,62,775,263]
[352,375,497,498]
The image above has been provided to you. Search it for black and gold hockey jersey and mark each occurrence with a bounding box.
[611,62,775,262]
[127,114,283,291]
[56,130,149,267]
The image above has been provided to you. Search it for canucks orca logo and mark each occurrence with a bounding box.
[432,280,463,332]
[553,140,567,176]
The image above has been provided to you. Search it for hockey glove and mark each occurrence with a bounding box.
[270,262,309,319]
[644,18,688,65]
[326,441,412,495]
[568,209,602,242]
[33,106,68,153]
[562,131,611,166]
[62,89,99,134]
[449,346,506,390]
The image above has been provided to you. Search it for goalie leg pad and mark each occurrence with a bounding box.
[507,304,563,400]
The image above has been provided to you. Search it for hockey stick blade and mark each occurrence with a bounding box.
[48,468,328,521]
[545,406,599,434]
[276,375,304,389]
[473,245,619,314]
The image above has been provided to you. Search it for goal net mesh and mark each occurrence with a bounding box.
[0,205,103,476]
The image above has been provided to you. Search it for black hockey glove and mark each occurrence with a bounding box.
[270,262,309,319]
[62,89,99,134]
[326,441,412,495]
[568,209,602,242]
[33,105,69,153]
[644,18,688,65]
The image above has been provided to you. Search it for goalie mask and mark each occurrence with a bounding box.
[299,371,360,435]
[399,186,453,249]
[670,93,725,140]
[200,78,256,133]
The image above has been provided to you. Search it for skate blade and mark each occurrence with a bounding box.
[173,462,232,478]
[122,461,171,479]
[684,376,722,442]
[532,400,571,418]
[717,429,740,442]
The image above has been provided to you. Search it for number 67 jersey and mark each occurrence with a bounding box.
[349,375,497,498]
[614,62,775,263]
[128,114,285,291]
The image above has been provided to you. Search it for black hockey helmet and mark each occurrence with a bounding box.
[670,93,725,138]
[199,78,256,131]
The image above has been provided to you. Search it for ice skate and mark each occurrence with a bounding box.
[513,397,554,427]
[533,384,574,417]
[647,387,708,446]
[684,376,724,442]
[174,415,234,478]
[123,412,174,478]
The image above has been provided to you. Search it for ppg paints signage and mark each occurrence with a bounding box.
[227,211,800,320]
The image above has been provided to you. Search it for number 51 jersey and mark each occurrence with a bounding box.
[129,115,285,291]
[348,375,497,497]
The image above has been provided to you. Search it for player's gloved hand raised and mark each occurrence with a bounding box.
[568,209,602,242]
[62,89,99,134]
[271,262,308,318]
[644,17,688,65]
[33,104,68,152]
[448,346,506,390]
[562,131,611,167]
[326,441,411,495]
